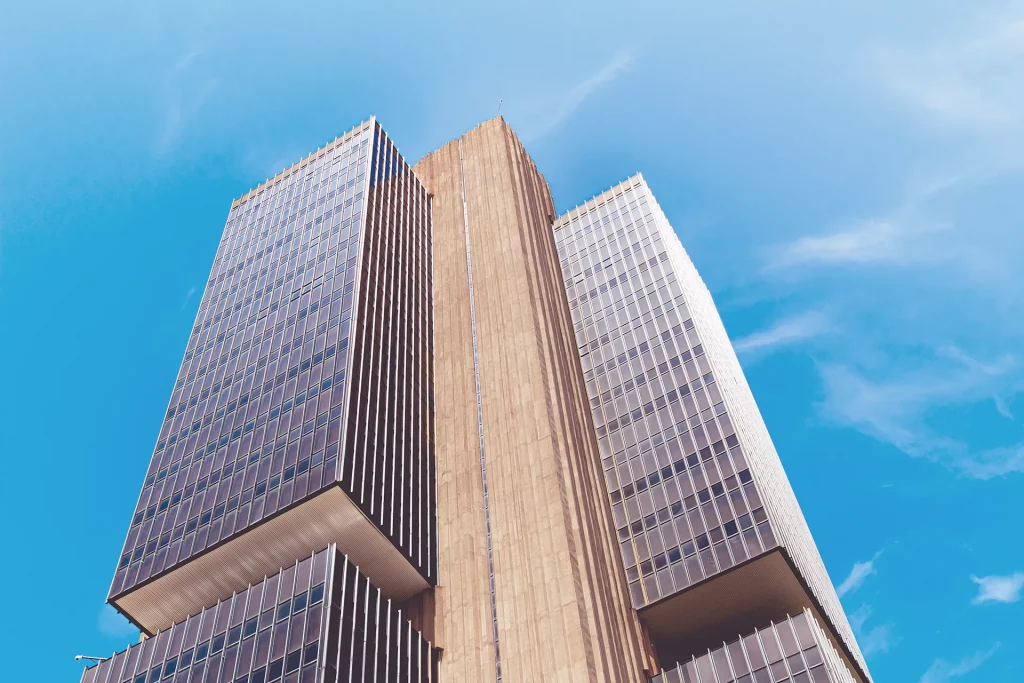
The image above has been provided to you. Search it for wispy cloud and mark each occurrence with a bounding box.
[838,550,883,598]
[766,175,962,272]
[524,51,632,140]
[755,5,1024,482]
[733,311,829,356]
[868,8,1024,134]
[860,4,1024,238]
[156,47,219,154]
[771,219,910,268]
[767,211,970,271]
[848,605,897,657]
[993,395,1014,420]
[874,50,1012,127]
[938,344,1015,377]
[919,643,1001,683]
[954,445,1024,480]
[971,572,1024,604]
[98,604,138,639]
[860,622,896,658]
[181,286,197,310]
[817,347,1024,479]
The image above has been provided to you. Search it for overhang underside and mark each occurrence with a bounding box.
[112,485,430,635]
[639,548,867,683]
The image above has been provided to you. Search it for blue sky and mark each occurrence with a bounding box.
[1,1,1022,681]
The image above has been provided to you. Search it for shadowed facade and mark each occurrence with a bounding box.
[553,175,869,682]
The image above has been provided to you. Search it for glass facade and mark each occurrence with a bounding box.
[553,177,776,609]
[108,119,435,624]
[553,175,867,680]
[83,546,435,683]
[651,611,856,683]
[345,125,434,575]
[81,112,872,683]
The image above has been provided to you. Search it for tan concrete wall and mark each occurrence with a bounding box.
[415,117,654,683]
[414,137,497,682]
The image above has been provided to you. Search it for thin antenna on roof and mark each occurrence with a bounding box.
[497,98,503,115]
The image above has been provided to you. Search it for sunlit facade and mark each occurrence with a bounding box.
[553,174,868,681]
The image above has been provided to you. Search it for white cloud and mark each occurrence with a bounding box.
[856,5,1024,273]
[993,395,1014,419]
[766,176,966,272]
[524,51,632,140]
[156,47,219,154]
[771,219,909,268]
[919,643,1001,683]
[848,605,896,657]
[859,622,896,657]
[98,604,138,639]
[817,347,1024,479]
[733,311,829,356]
[838,550,883,598]
[848,604,871,633]
[876,55,1011,126]
[869,8,1024,135]
[757,5,1024,482]
[937,344,1015,377]
[181,285,197,310]
[955,445,1024,480]
[971,572,1024,604]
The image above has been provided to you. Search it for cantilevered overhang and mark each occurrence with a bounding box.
[111,485,430,635]
[639,548,868,683]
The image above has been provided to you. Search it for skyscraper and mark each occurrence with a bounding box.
[99,118,438,682]
[651,610,856,683]
[552,174,869,682]
[84,547,435,683]
[84,118,871,683]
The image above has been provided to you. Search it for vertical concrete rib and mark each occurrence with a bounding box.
[458,138,503,683]
[417,117,652,683]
